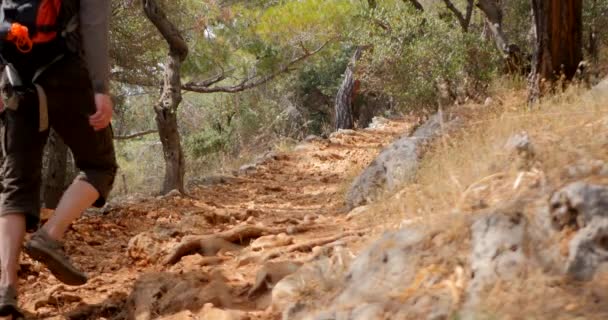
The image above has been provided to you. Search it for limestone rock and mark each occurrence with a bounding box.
[466,210,528,308]
[288,227,456,320]
[549,182,608,230]
[411,113,446,139]
[336,229,427,305]
[346,113,457,209]
[367,117,390,130]
[345,137,419,209]
[567,219,608,281]
[271,249,353,317]
[248,261,302,298]
[505,132,535,170]
[127,232,163,263]
[549,182,608,280]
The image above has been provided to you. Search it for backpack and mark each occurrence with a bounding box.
[0,0,63,54]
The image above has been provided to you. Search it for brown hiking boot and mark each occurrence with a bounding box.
[24,229,88,286]
[0,285,23,318]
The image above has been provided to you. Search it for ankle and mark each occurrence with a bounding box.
[0,277,17,291]
[41,225,63,242]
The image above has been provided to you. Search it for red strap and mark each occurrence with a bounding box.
[32,0,62,43]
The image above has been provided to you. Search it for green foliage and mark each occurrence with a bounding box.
[254,0,356,45]
[584,0,608,50]
[115,0,602,195]
[295,45,353,97]
[502,0,532,53]
[359,2,499,109]
[186,128,231,157]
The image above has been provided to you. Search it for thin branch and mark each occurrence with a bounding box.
[194,70,228,87]
[405,0,424,11]
[112,71,160,87]
[464,0,474,30]
[182,41,330,94]
[441,0,474,32]
[114,130,158,140]
[373,18,393,33]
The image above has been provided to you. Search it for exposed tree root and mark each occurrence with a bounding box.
[164,224,312,265]
[258,230,365,263]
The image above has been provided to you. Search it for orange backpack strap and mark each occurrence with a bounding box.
[32,0,62,43]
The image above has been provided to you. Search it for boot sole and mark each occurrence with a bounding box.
[24,244,88,286]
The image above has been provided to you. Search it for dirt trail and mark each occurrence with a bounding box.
[13,118,414,319]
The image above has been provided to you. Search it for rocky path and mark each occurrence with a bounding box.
[15,118,414,320]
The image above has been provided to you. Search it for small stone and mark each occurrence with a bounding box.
[549,182,608,230]
[286,226,297,235]
[127,232,161,263]
[304,135,322,142]
[565,303,578,311]
[504,132,535,170]
[239,164,257,174]
[484,97,493,107]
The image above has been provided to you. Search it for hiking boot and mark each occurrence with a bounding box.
[0,285,23,318]
[24,229,88,286]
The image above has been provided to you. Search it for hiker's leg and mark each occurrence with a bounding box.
[41,181,99,241]
[0,214,26,288]
[41,57,117,242]
[0,78,48,291]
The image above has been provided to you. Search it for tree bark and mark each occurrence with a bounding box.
[142,0,189,194]
[404,0,424,12]
[155,99,185,194]
[42,129,68,209]
[114,129,158,140]
[477,0,523,74]
[335,47,363,131]
[441,0,474,32]
[529,0,583,101]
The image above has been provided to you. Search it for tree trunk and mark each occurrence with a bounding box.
[335,47,363,131]
[142,0,189,194]
[155,96,185,194]
[477,0,523,74]
[42,129,68,209]
[529,0,583,101]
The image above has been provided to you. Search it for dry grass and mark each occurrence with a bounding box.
[339,76,608,318]
[398,78,608,222]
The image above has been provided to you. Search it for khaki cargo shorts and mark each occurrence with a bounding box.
[0,55,118,231]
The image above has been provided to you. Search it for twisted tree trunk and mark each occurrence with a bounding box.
[529,0,583,101]
[142,0,189,194]
[335,47,363,131]
[477,0,523,74]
